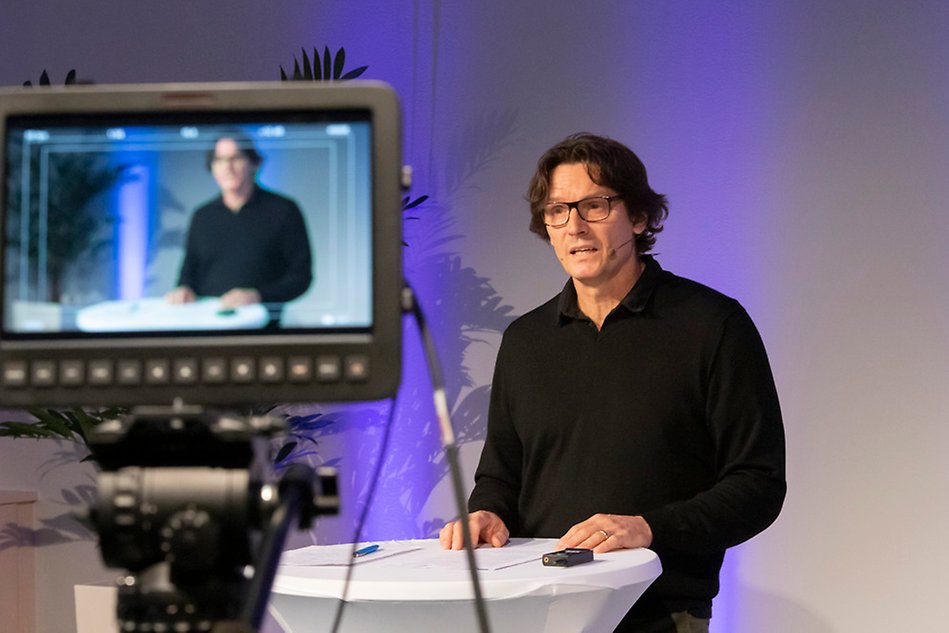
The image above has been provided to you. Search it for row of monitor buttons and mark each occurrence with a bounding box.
[1,355,370,389]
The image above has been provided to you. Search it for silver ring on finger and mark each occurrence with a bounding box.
[597,529,610,540]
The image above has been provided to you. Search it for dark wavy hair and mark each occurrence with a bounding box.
[205,130,264,171]
[527,133,668,254]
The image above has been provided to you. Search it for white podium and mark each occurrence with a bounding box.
[270,538,661,633]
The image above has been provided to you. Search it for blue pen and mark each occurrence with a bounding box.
[353,544,380,558]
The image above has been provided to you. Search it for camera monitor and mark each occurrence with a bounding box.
[0,82,402,407]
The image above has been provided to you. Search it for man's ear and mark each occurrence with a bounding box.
[632,213,648,235]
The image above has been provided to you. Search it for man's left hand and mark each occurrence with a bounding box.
[556,513,653,553]
[220,288,261,308]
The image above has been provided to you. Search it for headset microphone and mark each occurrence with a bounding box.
[608,237,634,258]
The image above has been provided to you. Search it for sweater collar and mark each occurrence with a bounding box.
[556,254,663,325]
[216,183,261,212]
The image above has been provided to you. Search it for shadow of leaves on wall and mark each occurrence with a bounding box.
[0,503,96,551]
[444,107,519,197]
[0,438,98,551]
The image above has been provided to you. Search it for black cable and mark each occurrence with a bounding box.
[329,393,399,633]
[402,282,492,633]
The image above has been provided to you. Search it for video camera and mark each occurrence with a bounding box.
[0,81,404,632]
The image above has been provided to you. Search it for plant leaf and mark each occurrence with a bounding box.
[290,418,333,432]
[39,70,50,86]
[280,66,288,81]
[28,408,74,439]
[323,46,332,82]
[301,47,313,80]
[65,69,76,85]
[274,441,298,464]
[58,410,86,437]
[292,59,302,80]
[333,47,346,80]
[99,406,130,419]
[313,48,322,80]
[69,408,102,441]
[403,195,430,211]
[287,412,323,424]
[0,421,53,438]
[340,66,368,80]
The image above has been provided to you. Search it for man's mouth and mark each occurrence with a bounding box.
[570,246,597,255]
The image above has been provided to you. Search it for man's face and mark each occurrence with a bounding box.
[210,138,255,196]
[546,162,644,287]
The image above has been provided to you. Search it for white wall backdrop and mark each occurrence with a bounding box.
[1,1,947,632]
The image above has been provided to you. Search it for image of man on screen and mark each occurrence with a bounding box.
[440,134,786,633]
[166,132,313,317]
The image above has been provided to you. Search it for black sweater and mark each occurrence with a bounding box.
[468,256,786,618]
[178,186,313,303]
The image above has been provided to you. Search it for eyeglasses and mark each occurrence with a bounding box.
[542,195,623,228]
[210,154,249,168]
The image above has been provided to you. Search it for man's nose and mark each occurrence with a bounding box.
[565,205,588,233]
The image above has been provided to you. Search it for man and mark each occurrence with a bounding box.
[440,134,786,632]
[166,132,313,318]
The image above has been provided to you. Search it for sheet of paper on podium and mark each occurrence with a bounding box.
[281,538,553,572]
[426,538,552,571]
[280,541,423,566]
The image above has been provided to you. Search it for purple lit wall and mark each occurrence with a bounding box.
[1,2,948,633]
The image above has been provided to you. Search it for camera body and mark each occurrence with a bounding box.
[89,409,339,631]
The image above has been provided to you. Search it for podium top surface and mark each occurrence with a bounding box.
[74,298,269,332]
[273,538,661,602]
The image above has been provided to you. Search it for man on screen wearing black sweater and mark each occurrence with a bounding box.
[167,132,312,319]
[440,134,786,633]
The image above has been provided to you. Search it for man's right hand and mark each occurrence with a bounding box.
[439,510,509,550]
[165,286,196,304]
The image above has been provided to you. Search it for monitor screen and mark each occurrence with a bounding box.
[0,82,402,407]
